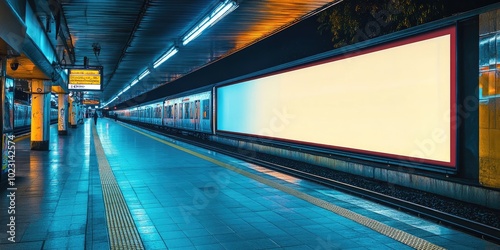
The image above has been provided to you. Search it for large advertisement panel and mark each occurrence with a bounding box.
[217,26,456,168]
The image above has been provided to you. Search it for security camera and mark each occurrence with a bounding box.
[10,62,19,71]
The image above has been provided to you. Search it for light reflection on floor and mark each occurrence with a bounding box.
[247,164,300,184]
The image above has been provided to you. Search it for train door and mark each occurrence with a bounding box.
[184,102,190,129]
[194,100,200,131]
[166,105,172,127]
[148,106,153,124]
[172,103,177,127]
[189,101,194,130]
[201,99,210,132]
[162,101,167,126]
[155,105,160,125]
[173,103,178,127]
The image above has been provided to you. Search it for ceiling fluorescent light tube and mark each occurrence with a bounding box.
[131,79,139,86]
[182,17,209,46]
[153,47,179,68]
[138,69,150,80]
[182,0,238,46]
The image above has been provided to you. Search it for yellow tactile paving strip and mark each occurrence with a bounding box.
[92,124,145,250]
[121,123,445,250]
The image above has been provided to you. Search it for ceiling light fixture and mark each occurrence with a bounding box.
[130,79,139,87]
[153,47,179,68]
[119,85,131,96]
[182,0,238,46]
[138,69,150,80]
[123,85,131,92]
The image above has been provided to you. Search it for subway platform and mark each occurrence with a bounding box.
[0,118,498,249]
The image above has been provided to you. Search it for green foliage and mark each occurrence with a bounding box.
[317,0,450,48]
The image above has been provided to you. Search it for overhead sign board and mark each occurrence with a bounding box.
[83,99,100,105]
[68,69,102,91]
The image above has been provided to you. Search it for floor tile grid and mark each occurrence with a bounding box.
[103,120,424,248]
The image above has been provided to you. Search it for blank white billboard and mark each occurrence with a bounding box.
[217,27,456,167]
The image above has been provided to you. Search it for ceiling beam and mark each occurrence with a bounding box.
[104,0,151,91]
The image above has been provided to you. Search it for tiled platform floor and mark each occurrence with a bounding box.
[0,119,108,249]
[0,118,498,249]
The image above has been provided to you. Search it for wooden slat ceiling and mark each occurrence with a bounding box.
[60,0,336,105]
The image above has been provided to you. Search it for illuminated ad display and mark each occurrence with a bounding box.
[217,26,456,168]
[68,69,102,91]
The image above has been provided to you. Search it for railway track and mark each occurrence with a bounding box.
[13,120,66,137]
[14,126,31,137]
[128,121,500,245]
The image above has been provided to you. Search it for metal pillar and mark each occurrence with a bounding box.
[58,94,68,135]
[30,79,51,150]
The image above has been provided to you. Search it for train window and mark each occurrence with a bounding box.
[189,102,195,119]
[202,99,209,120]
[166,105,172,118]
[156,106,162,118]
[178,104,183,119]
[194,100,200,120]
[184,103,190,119]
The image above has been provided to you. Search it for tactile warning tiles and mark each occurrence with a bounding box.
[93,125,144,249]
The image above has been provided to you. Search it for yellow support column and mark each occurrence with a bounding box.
[31,79,51,150]
[58,94,68,135]
[68,96,75,128]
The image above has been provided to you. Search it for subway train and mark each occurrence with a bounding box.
[14,102,59,129]
[111,89,213,135]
